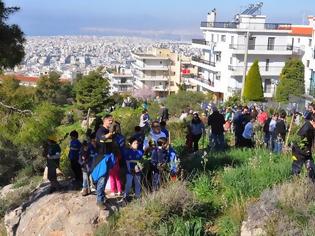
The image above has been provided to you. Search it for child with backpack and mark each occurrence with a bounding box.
[151,137,178,191]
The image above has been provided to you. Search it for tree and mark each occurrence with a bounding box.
[243,59,264,101]
[74,70,110,113]
[36,71,62,103]
[0,1,25,69]
[275,58,305,102]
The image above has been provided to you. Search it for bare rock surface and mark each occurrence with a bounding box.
[4,181,115,236]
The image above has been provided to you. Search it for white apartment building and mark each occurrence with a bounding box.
[106,67,134,95]
[131,48,172,97]
[191,4,312,101]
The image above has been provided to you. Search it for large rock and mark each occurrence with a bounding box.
[4,181,113,236]
[241,188,280,236]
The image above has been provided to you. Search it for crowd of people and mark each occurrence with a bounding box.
[44,101,315,209]
[44,104,176,209]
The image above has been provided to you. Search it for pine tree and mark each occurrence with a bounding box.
[74,70,110,113]
[0,1,25,69]
[243,59,264,101]
[275,58,305,102]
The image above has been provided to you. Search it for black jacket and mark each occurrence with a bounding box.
[208,111,225,135]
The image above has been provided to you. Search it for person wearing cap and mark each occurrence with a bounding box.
[44,135,61,192]
[68,130,82,184]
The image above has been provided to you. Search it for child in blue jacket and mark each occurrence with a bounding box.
[122,137,144,200]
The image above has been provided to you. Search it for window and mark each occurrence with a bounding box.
[266,59,270,71]
[264,79,272,93]
[230,57,233,65]
[309,39,312,47]
[211,34,214,42]
[170,81,175,86]
[221,35,226,42]
[297,38,300,43]
[267,37,275,50]
[307,60,310,67]
[231,36,234,45]
[160,61,162,64]
[216,52,221,62]
[217,34,219,42]
[248,37,256,50]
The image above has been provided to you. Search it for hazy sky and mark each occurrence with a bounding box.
[4,0,315,37]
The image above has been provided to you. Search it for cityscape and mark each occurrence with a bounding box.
[2,1,315,102]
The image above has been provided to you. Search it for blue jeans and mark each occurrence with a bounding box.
[210,133,225,150]
[124,173,142,198]
[274,140,283,154]
[96,175,108,204]
[82,171,89,189]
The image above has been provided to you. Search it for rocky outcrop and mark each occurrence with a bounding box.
[4,181,115,236]
[240,188,279,236]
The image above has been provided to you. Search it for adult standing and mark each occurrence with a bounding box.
[158,104,169,122]
[292,113,315,181]
[208,107,225,151]
[68,130,82,184]
[92,114,116,209]
[233,106,243,147]
[139,109,150,134]
[189,113,205,152]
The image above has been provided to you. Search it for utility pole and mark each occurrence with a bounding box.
[241,30,250,102]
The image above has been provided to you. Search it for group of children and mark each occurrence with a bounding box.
[45,117,178,203]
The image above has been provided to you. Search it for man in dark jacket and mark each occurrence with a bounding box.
[208,107,225,150]
[292,113,315,182]
[93,114,115,209]
[233,106,243,147]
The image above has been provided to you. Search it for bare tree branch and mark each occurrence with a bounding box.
[0,100,33,115]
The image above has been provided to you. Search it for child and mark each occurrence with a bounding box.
[122,137,144,201]
[151,137,178,191]
[109,122,124,197]
[68,130,82,183]
[45,135,61,192]
[131,126,144,150]
[160,121,169,139]
[79,141,91,196]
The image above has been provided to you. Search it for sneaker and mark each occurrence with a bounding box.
[116,192,123,197]
[81,188,89,196]
[96,202,106,210]
[108,192,116,198]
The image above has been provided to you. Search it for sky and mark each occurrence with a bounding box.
[4,0,315,39]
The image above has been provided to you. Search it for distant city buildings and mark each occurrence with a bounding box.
[4,5,315,102]
[131,47,196,97]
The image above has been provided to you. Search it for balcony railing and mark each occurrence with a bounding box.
[192,56,215,67]
[192,39,207,45]
[229,44,293,51]
[201,21,292,30]
[228,65,284,74]
[190,77,214,87]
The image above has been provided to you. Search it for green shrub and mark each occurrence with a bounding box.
[97,181,200,236]
[111,107,142,138]
[158,217,204,236]
[243,59,264,102]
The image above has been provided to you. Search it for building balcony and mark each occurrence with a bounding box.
[229,44,293,52]
[134,73,169,82]
[187,76,223,93]
[228,65,284,76]
[132,62,169,71]
[152,85,168,91]
[191,56,217,71]
[112,80,134,86]
[201,21,292,31]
